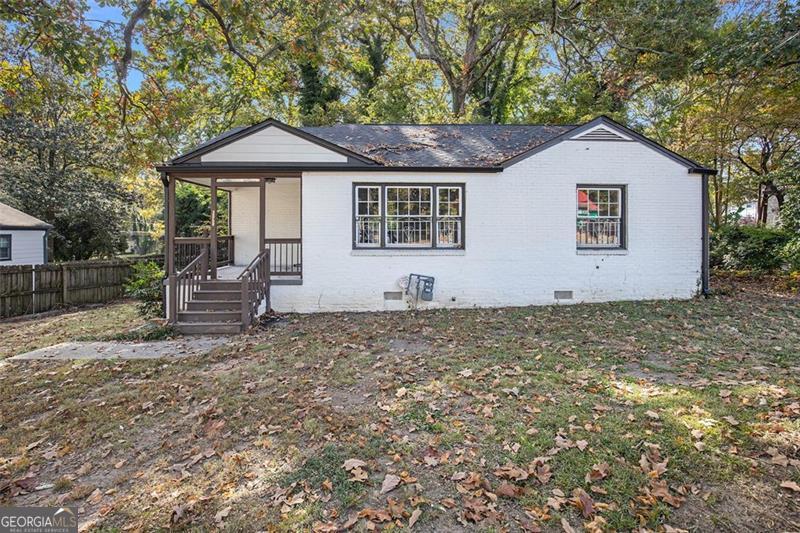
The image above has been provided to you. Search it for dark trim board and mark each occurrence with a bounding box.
[575,184,628,251]
[158,164,502,174]
[701,174,710,296]
[0,234,11,261]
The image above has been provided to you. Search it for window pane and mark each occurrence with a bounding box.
[355,187,381,247]
[576,187,623,248]
[385,187,433,247]
[0,236,10,260]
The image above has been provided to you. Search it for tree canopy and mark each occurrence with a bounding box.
[0,0,798,259]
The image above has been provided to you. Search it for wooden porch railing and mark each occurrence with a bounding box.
[237,248,270,328]
[174,235,234,272]
[168,248,208,323]
[264,238,302,277]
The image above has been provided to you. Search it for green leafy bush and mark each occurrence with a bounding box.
[125,261,165,318]
[710,225,792,272]
[780,237,800,272]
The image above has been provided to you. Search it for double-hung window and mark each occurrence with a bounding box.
[354,184,464,249]
[576,186,624,248]
[0,235,10,261]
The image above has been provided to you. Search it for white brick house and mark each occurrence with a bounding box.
[157,116,713,333]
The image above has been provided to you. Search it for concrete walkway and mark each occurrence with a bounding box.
[9,337,229,361]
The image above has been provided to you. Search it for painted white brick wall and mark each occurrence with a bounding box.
[0,230,46,265]
[268,138,702,312]
[229,178,301,264]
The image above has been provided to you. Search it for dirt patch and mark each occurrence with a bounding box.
[671,478,800,532]
[6,337,228,360]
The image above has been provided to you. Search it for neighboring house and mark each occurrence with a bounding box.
[157,115,715,333]
[0,202,51,265]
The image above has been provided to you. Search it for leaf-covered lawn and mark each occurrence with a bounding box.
[0,276,798,531]
[0,302,145,359]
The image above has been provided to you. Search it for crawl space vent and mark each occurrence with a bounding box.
[554,290,573,300]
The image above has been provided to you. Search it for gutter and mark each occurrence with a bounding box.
[155,164,504,174]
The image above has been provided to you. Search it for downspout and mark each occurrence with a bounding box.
[701,173,710,297]
[43,229,49,264]
[160,171,169,316]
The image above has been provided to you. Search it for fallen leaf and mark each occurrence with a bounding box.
[214,506,231,525]
[585,462,610,483]
[496,482,522,498]
[571,488,595,518]
[380,474,401,495]
[780,480,800,492]
[343,459,367,471]
[409,508,422,528]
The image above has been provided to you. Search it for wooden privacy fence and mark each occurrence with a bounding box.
[0,256,161,319]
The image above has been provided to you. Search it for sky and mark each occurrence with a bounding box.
[86,0,144,89]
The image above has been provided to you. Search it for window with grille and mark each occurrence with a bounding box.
[355,186,381,246]
[576,186,624,248]
[353,184,465,249]
[0,235,10,261]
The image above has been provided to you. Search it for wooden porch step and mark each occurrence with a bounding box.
[185,300,241,311]
[193,290,242,301]
[198,280,242,291]
[177,310,241,323]
[174,321,243,335]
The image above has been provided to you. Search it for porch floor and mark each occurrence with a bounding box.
[218,265,302,284]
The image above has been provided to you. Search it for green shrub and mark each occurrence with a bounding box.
[125,261,165,318]
[710,225,792,272]
[780,237,800,272]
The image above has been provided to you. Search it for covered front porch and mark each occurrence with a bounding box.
[161,171,302,332]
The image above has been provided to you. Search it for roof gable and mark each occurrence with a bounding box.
[171,119,377,166]
[0,202,52,230]
[500,116,714,174]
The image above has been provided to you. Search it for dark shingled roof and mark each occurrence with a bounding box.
[0,202,52,230]
[299,124,576,167]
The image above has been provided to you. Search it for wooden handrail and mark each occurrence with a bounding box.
[238,249,270,328]
[168,248,208,323]
[263,238,302,277]
[237,247,270,280]
[174,235,234,272]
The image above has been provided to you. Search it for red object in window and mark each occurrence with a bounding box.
[577,190,598,210]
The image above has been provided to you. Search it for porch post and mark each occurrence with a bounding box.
[166,173,177,323]
[259,177,266,254]
[210,177,218,279]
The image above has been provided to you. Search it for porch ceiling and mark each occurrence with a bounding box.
[173,173,301,191]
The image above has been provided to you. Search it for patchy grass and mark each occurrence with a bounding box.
[0,302,145,359]
[0,276,798,531]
